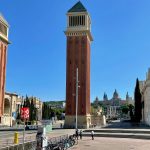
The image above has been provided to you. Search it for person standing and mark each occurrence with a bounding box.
[79,130,82,139]
[60,123,63,128]
[91,130,94,140]
[76,129,79,140]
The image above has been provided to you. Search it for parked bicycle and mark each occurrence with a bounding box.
[46,134,78,150]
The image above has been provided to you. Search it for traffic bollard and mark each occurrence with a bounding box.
[14,132,19,144]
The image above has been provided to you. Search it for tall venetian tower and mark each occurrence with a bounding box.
[0,14,9,123]
[65,1,93,128]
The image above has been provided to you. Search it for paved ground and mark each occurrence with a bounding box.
[70,137,150,150]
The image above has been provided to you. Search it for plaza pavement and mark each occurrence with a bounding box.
[70,137,150,150]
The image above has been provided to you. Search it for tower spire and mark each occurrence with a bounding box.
[103,92,108,101]
[68,1,87,12]
[126,92,129,100]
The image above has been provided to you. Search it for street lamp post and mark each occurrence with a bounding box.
[75,68,79,129]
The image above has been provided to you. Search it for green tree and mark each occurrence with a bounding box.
[16,112,20,120]
[23,95,30,107]
[42,102,50,120]
[134,78,142,122]
[121,105,129,114]
[128,104,134,119]
[30,98,35,121]
[42,103,45,119]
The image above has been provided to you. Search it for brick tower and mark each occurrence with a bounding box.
[0,14,9,123]
[64,2,93,128]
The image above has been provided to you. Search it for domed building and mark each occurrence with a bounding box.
[101,90,133,119]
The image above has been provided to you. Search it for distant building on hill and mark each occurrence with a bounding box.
[47,101,66,109]
[94,90,134,119]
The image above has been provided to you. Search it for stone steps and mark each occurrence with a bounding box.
[83,128,150,139]
[84,129,150,134]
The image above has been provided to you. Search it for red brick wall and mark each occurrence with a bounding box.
[66,35,91,116]
[0,41,7,118]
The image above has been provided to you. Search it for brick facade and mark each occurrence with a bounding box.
[0,41,7,120]
[66,35,91,116]
[0,14,9,123]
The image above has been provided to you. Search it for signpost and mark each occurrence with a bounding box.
[21,107,29,150]
[21,107,29,120]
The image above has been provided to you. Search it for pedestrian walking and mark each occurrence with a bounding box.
[79,130,82,139]
[91,130,94,140]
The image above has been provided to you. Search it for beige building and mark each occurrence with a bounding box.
[17,96,43,122]
[141,69,150,126]
[0,93,43,126]
[1,92,18,126]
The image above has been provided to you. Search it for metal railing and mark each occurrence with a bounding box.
[46,134,78,150]
[0,140,37,150]
[48,134,68,144]
[0,132,36,149]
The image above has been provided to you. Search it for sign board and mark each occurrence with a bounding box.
[12,112,17,119]
[21,107,29,120]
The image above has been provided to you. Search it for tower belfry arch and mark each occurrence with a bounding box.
[64,1,93,128]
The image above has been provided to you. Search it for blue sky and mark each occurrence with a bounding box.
[0,0,150,101]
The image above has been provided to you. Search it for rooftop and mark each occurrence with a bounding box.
[68,1,87,13]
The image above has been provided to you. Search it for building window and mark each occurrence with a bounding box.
[69,15,86,27]
[0,22,7,36]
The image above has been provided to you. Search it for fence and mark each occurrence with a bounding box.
[48,134,68,143]
[0,131,36,149]
[0,140,36,150]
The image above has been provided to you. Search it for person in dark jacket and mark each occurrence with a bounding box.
[79,130,82,139]
[75,129,79,140]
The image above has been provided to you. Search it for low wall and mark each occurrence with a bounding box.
[91,115,106,127]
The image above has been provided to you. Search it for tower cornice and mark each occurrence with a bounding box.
[64,30,93,41]
[0,34,10,44]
